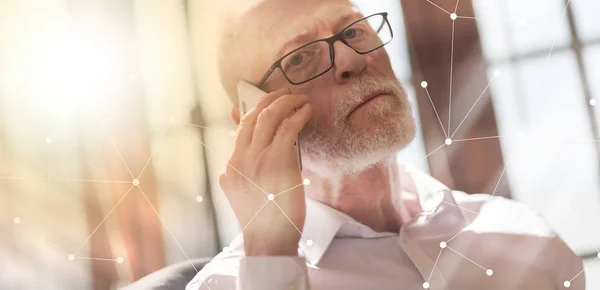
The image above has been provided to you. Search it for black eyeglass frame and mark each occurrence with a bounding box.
[255,12,393,88]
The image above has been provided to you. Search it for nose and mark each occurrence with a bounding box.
[332,41,367,84]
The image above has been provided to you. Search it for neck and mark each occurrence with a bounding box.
[302,157,404,233]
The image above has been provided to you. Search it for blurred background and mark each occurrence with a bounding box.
[0,0,599,289]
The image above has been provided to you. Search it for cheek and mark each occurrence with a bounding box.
[365,50,394,73]
[289,77,335,125]
[302,91,333,125]
[307,94,332,123]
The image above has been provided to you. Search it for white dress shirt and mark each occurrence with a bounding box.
[186,167,585,290]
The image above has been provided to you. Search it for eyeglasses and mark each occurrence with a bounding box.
[256,12,393,88]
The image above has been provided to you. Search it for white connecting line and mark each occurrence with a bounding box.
[421,81,448,138]
[12,218,123,263]
[100,120,135,180]
[565,257,599,288]
[449,73,498,139]
[448,17,455,135]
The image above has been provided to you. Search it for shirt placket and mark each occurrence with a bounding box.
[397,189,469,290]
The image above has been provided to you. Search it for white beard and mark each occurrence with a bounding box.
[299,76,416,175]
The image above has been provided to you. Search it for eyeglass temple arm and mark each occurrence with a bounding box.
[257,65,277,88]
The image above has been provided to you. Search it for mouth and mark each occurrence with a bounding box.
[347,91,391,116]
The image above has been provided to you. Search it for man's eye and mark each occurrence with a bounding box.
[343,28,363,39]
[289,53,304,66]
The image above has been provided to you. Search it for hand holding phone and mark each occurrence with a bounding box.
[220,83,312,256]
[237,81,303,170]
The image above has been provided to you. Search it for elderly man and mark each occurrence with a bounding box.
[186,0,584,289]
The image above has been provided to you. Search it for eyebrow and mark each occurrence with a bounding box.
[274,12,364,60]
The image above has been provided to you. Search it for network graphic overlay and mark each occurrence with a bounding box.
[3,0,599,289]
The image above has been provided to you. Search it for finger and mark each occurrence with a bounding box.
[273,103,312,148]
[252,94,309,149]
[235,87,291,148]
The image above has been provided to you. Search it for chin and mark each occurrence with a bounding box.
[300,111,416,175]
[353,97,416,144]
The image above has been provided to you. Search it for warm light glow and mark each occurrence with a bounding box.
[37,27,123,116]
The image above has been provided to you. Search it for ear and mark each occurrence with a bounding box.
[231,106,241,126]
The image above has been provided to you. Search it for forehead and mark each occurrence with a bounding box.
[248,0,359,38]
[236,0,361,76]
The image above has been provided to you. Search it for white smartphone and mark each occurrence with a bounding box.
[236,81,303,171]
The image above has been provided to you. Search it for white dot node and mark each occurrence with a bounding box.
[303,178,311,185]
[46,137,53,144]
[229,130,237,137]
[564,281,571,288]
[450,13,457,20]
[486,269,493,276]
[422,282,430,289]
[420,81,428,88]
[493,70,501,78]
[590,99,597,106]
[267,194,275,201]
[404,165,413,173]
[445,138,452,145]
[597,252,600,259]
[132,179,140,186]
[68,254,75,261]
[439,241,447,249]
[306,240,314,247]
[13,217,21,224]
[196,196,204,203]
[116,257,124,264]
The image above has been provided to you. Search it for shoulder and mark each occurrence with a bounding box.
[449,191,585,288]
[451,191,560,237]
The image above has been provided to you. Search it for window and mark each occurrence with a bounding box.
[474,0,600,286]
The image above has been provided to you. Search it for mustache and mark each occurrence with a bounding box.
[333,76,405,121]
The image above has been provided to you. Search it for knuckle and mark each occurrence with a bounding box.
[296,94,309,103]
[257,107,275,122]
[283,94,305,106]
[239,111,256,126]
[225,157,241,176]
[280,119,295,132]
[224,165,235,177]
[218,172,227,188]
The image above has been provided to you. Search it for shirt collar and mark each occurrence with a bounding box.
[298,166,451,266]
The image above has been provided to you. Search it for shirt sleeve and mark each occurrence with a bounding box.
[237,256,309,290]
